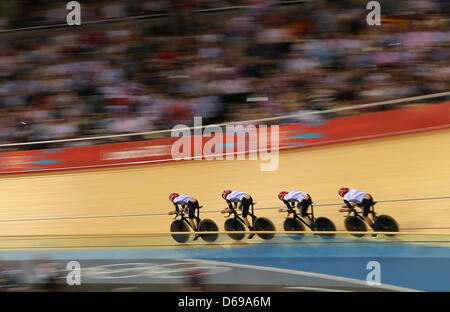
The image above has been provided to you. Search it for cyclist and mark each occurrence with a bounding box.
[168,193,201,240]
[221,190,255,239]
[338,187,378,234]
[278,191,316,230]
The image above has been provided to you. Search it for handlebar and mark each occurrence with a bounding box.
[173,211,184,219]
[224,208,238,218]
[342,206,376,217]
[172,204,203,218]
[223,208,255,218]
[282,208,313,217]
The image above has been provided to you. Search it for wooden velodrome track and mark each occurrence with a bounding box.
[0,129,449,247]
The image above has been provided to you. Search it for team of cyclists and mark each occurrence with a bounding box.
[168,187,379,237]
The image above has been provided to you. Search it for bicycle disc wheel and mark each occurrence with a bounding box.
[314,217,336,238]
[254,217,276,240]
[224,218,246,240]
[170,220,191,243]
[375,215,399,236]
[199,219,219,242]
[283,218,305,239]
[344,216,367,237]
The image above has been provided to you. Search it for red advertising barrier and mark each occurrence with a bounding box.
[0,102,449,175]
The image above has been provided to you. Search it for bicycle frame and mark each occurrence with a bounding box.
[285,203,316,230]
[225,202,256,229]
[173,206,202,231]
[346,203,377,222]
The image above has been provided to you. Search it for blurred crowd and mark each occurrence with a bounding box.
[0,257,63,291]
[0,0,449,150]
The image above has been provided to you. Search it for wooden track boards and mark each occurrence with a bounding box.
[0,129,449,236]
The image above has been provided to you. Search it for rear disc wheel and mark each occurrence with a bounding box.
[314,217,336,238]
[198,219,219,242]
[375,215,399,236]
[254,217,276,240]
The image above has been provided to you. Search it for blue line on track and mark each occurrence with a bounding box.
[0,196,448,223]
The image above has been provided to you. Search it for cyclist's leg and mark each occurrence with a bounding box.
[361,198,377,231]
[298,197,313,228]
[241,197,253,230]
[188,200,201,240]
[241,196,256,239]
[366,195,376,224]
[187,200,199,231]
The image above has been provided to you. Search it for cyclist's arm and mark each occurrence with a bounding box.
[344,200,354,209]
[283,200,294,210]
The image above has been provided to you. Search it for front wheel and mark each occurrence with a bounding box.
[344,216,367,237]
[314,217,336,238]
[198,219,219,242]
[375,215,399,236]
[170,220,191,243]
[283,218,305,240]
[224,218,246,241]
[254,217,276,240]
